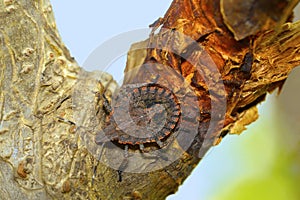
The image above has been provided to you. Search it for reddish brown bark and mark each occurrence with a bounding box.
[1,0,300,199]
[123,0,300,160]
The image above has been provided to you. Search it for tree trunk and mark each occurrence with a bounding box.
[0,0,300,199]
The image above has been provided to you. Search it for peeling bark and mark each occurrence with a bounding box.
[0,0,299,199]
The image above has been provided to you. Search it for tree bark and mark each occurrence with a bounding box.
[0,0,300,199]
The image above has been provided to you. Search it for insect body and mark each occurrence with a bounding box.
[95,83,181,150]
[94,83,181,181]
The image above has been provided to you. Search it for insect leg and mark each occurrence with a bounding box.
[156,139,163,148]
[102,94,112,115]
[92,142,106,185]
[57,116,75,125]
[117,145,129,182]
[124,145,129,158]
[139,143,145,151]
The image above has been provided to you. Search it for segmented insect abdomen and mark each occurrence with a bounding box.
[99,83,181,147]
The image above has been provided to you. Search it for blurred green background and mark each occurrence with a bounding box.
[208,5,300,200]
[208,69,300,200]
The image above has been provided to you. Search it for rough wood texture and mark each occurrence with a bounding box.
[0,0,300,199]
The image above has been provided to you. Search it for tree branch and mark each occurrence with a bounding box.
[0,0,299,199]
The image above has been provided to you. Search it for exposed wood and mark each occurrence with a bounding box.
[0,0,299,199]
